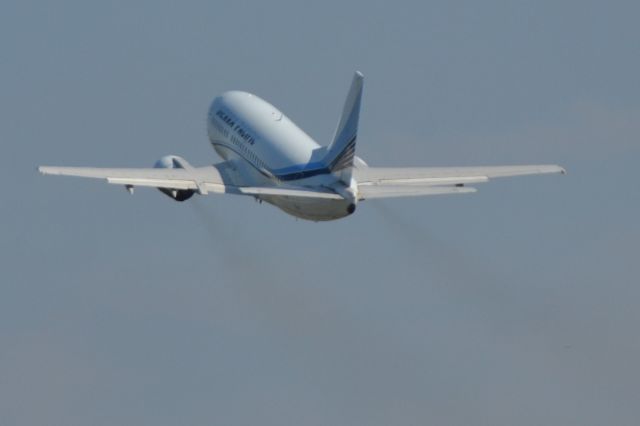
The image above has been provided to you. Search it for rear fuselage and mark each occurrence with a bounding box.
[207,91,355,221]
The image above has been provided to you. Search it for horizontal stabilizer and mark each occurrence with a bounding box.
[236,186,342,199]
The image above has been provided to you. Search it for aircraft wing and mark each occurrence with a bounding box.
[355,164,565,200]
[38,164,342,199]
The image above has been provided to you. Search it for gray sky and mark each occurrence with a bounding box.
[2,1,639,425]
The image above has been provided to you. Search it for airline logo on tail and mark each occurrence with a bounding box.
[327,135,357,171]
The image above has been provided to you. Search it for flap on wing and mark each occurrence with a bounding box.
[362,176,489,185]
[106,177,197,190]
[358,185,476,200]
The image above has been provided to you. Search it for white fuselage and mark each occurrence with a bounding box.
[207,91,355,221]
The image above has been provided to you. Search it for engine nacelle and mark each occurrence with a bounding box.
[153,155,195,202]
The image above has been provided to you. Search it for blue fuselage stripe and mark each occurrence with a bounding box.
[276,167,332,181]
[211,141,331,181]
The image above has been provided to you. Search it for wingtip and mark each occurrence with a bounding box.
[38,166,56,176]
[355,70,364,79]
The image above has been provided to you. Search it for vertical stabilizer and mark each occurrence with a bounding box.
[324,71,363,183]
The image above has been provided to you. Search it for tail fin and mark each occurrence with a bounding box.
[323,71,363,183]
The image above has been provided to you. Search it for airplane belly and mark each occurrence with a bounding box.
[263,196,356,221]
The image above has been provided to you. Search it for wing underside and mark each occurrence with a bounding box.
[355,164,565,200]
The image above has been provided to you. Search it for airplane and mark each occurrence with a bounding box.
[39,71,565,221]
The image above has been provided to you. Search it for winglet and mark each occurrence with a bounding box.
[323,71,364,182]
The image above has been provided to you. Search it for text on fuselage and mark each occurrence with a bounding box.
[215,110,256,145]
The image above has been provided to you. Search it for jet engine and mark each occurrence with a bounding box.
[153,155,195,201]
